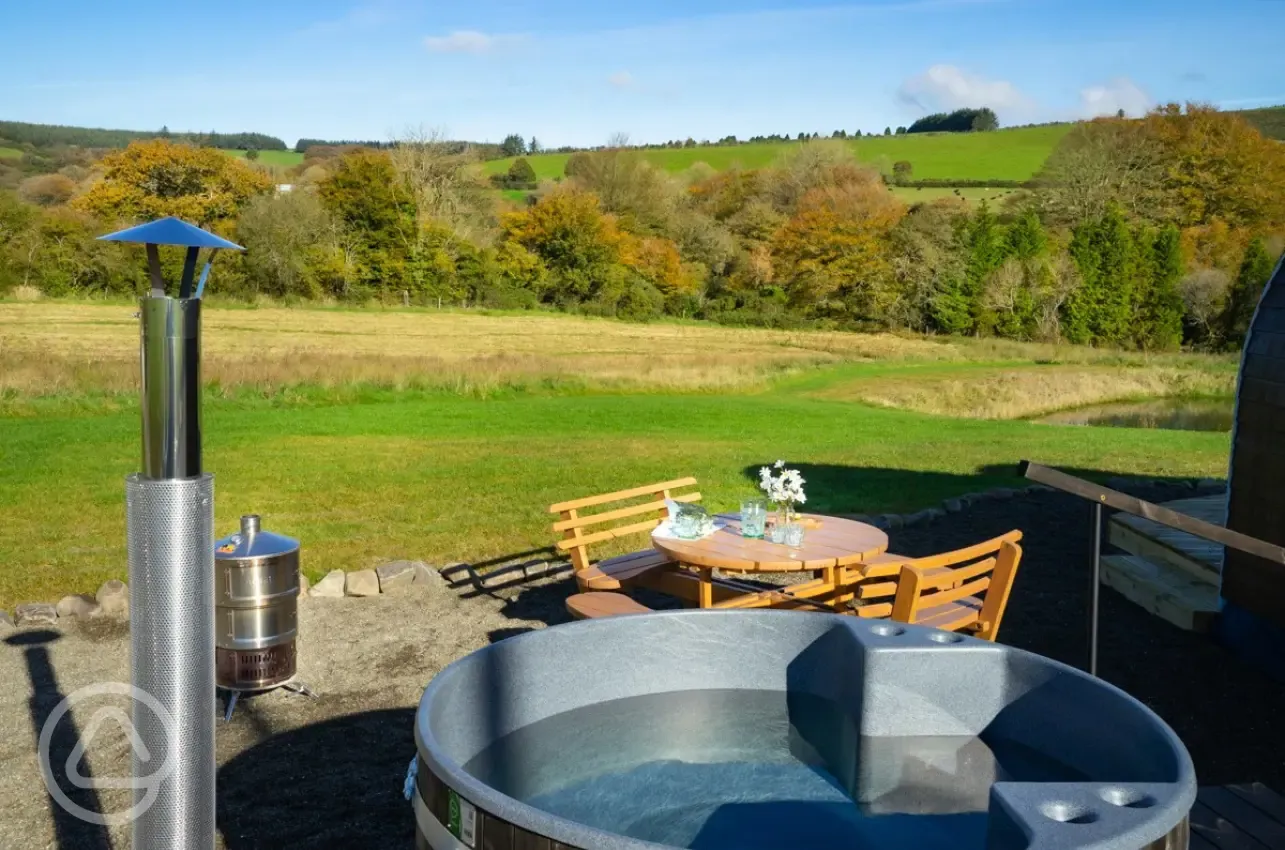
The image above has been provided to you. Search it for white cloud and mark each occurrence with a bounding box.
[423,30,522,54]
[897,64,1030,114]
[1079,77,1151,118]
[608,71,634,89]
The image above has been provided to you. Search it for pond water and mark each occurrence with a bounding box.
[1039,398,1233,432]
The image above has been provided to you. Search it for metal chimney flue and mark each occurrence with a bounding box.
[101,218,244,850]
[140,295,203,479]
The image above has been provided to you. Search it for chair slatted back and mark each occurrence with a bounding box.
[889,531,1023,641]
[549,477,701,572]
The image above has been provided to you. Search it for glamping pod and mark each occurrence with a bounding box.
[1222,253,1285,677]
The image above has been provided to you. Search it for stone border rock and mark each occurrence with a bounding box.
[0,478,1229,627]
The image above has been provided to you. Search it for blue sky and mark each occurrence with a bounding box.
[2,0,1284,147]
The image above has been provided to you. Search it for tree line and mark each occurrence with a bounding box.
[907,108,999,134]
[1,104,1282,353]
[0,120,286,151]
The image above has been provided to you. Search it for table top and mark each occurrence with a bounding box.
[652,513,889,573]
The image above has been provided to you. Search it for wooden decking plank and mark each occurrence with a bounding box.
[1108,495,1227,579]
[1199,787,1285,846]
[1190,833,1220,850]
[1225,783,1285,829]
[1100,554,1218,633]
[1190,800,1272,850]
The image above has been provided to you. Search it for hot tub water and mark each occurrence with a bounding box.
[463,689,1084,850]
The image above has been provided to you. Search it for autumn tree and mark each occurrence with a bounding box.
[771,188,904,319]
[237,189,354,299]
[500,189,626,300]
[1140,104,1285,228]
[1178,268,1231,346]
[562,145,678,234]
[389,129,492,241]
[1032,118,1167,226]
[317,149,418,299]
[18,174,76,207]
[74,140,272,224]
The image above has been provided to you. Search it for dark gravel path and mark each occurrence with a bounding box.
[882,482,1285,791]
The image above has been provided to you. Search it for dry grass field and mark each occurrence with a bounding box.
[0,302,1235,409]
[813,364,1236,420]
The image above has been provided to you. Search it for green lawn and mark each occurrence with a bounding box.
[0,372,1227,608]
[485,125,1072,183]
[222,148,305,166]
[0,146,23,160]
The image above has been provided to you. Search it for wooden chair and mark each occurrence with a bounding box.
[886,531,1023,641]
[551,477,700,618]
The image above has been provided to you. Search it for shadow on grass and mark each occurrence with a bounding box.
[739,460,1210,515]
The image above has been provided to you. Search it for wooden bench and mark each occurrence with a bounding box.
[566,592,653,619]
[549,477,701,592]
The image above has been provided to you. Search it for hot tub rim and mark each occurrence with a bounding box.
[414,609,1196,850]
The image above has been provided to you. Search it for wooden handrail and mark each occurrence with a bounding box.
[1018,461,1285,565]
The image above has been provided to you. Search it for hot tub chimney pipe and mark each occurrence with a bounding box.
[101,218,243,850]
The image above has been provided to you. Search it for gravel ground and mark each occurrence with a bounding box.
[0,571,568,850]
[1,485,1282,849]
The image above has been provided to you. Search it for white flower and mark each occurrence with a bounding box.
[757,460,807,507]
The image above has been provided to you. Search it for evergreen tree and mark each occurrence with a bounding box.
[503,157,537,189]
[529,136,541,154]
[931,277,974,335]
[883,127,892,136]
[1136,225,1185,350]
[500,133,526,157]
[1005,210,1047,260]
[963,202,1006,331]
[1065,204,1136,345]
[1224,237,1277,349]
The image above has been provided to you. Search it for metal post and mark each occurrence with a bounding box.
[1088,500,1102,677]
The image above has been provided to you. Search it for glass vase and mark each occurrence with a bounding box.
[769,502,795,543]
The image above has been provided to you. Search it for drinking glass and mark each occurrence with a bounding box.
[740,499,767,538]
[783,522,805,547]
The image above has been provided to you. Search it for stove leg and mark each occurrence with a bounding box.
[223,690,239,722]
[282,680,317,698]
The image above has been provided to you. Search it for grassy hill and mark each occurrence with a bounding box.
[223,148,305,167]
[485,124,1074,183]
[0,147,22,160]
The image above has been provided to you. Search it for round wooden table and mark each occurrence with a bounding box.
[651,513,889,608]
